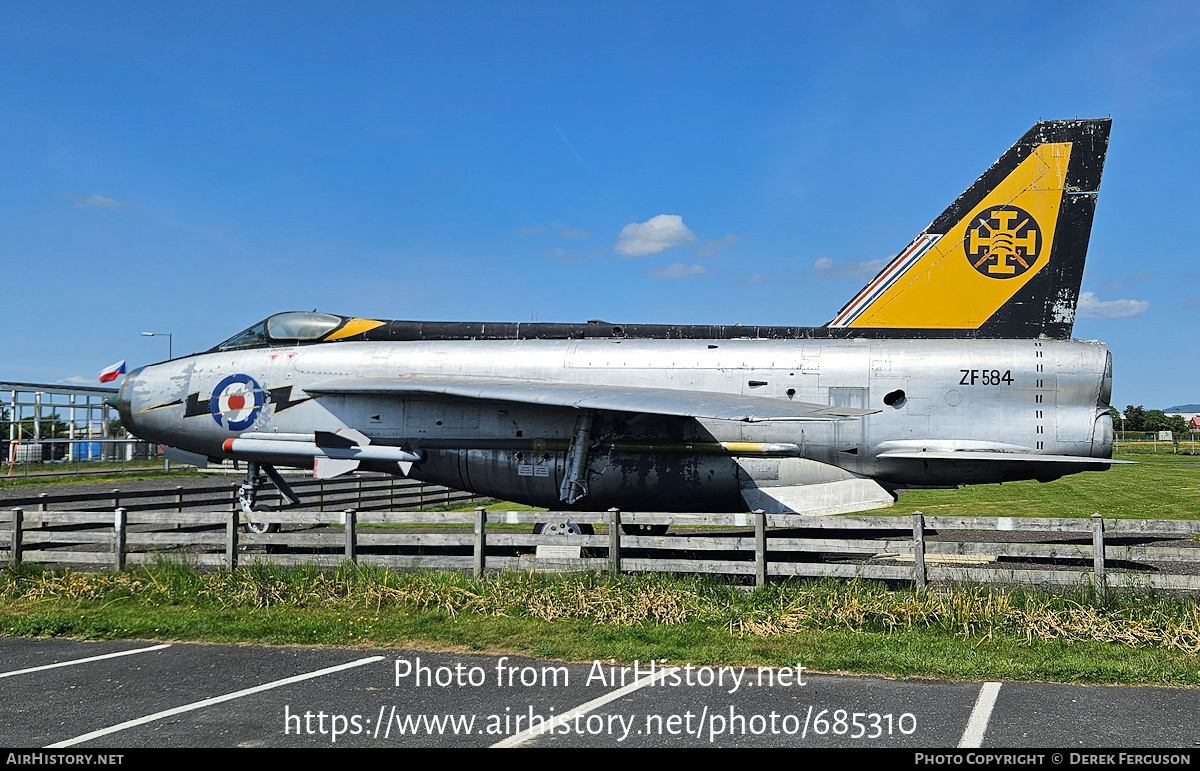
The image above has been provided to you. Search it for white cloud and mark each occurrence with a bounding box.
[652,262,707,279]
[547,245,606,265]
[697,233,742,257]
[615,214,695,256]
[812,256,888,277]
[57,376,93,385]
[1102,270,1154,292]
[517,221,591,238]
[65,193,135,211]
[553,221,590,239]
[1076,291,1149,319]
[746,273,776,284]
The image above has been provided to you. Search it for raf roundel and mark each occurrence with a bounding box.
[209,374,264,431]
[964,204,1043,279]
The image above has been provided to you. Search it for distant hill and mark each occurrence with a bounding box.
[1164,404,1200,413]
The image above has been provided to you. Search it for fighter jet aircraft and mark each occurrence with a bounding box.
[116,119,1119,534]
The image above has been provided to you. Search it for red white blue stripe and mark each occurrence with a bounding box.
[98,359,126,383]
[828,234,942,327]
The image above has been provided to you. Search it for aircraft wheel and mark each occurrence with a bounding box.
[533,521,594,536]
[243,521,281,534]
[620,524,669,537]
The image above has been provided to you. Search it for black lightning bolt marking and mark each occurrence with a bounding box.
[135,398,183,414]
[183,391,214,418]
[267,385,313,414]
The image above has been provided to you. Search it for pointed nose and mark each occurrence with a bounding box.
[113,368,140,435]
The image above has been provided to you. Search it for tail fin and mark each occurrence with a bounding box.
[828,119,1111,339]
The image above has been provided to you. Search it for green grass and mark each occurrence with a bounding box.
[886,452,1200,520]
[2,562,1198,685]
[0,469,203,490]
[432,500,545,512]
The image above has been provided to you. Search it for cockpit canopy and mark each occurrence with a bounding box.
[212,312,353,351]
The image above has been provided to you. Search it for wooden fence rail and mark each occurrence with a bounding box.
[4,507,1200,592]
[2,474,478,514]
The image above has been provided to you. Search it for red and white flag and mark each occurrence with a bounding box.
[98,359,126,383]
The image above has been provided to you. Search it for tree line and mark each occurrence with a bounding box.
[1112,405,1192,434]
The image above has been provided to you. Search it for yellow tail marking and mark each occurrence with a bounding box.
[849,142,1072,329]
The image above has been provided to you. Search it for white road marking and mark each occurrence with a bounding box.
[492,666,679,748]
[46,655,385,748]
[0,644,172,679]
[958,681,1002,748]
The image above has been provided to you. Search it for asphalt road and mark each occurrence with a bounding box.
[1,638,1197,749]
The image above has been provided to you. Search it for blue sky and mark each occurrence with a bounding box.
[2,1,1197,410]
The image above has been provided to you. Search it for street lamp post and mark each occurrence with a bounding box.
[141,331,172,360]
[140,331,173,472]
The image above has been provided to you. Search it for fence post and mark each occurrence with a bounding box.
[226,509,239,570]
[9,508,22,566]
[473,506,486,578]
[357,477,363,509]
[344,509,357,564]
[608,508,621,575]
[114,508,127,572]
[172,485,184,530]
[912,511,927,591]
[112,488,120,510]
[754,509,767,588]
[38,493,47,513]
[1092,513,1105,590]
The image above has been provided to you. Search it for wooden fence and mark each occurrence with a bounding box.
[4,508,1200,592]
[3,474,477,514]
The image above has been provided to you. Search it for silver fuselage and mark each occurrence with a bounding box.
[120,337,1114,511]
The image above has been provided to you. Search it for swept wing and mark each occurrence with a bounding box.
[304,376,877,423]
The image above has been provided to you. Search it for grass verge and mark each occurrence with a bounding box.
[2,562,1198,685]
[0,470,203,490]
[888,452,1200,519]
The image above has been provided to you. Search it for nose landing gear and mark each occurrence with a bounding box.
[236,464,264,514]
[236,461,301,534]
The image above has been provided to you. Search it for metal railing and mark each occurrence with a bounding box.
[1114,431,1199,455]
[3,438,164,477]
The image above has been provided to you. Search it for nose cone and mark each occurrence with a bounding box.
[114,367,142,438]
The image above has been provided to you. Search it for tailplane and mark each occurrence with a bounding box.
[828,119,1111,339]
